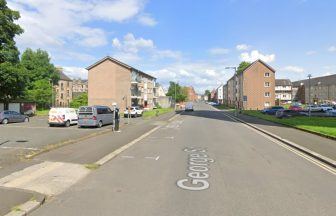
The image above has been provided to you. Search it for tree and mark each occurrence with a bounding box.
[25,80,52,109]
[204,89,211,101]
[21,48,59,86]
[0,0,26,108]
[0,0,24,64]
[0,63,27,104]
[70,93,88,108]
[166,81,187,103]
[237,61,251,74]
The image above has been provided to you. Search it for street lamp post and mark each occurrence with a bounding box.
[225,67,238,116]
[174,82,178,111]
[308,74,312,117]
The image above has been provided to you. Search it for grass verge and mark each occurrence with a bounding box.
[35,109,49,116]
[84,163,101,170]
[243,110,336,138]
[142,108,174,119]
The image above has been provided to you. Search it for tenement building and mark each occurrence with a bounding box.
[292,74,336,104]
[54,69,73,107]
[275,79,292,104]
[87,56,157,110]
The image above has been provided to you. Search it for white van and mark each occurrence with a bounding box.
[48,108,78,127]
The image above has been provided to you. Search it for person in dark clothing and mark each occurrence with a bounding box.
[112,103,120,132]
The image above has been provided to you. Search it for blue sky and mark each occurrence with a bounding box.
[8,0,336,93]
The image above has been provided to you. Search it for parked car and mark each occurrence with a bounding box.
[0,111,29,124]
[326,109,336,117]
[124,106,143,118]
[320,104,333,112]
[48,108,78,127]
[304,105,322,112]
[261,106,284,115]
[78,106,113,128]
[276,109,308,118]
[289,105,303,112]
[185,103,194,111]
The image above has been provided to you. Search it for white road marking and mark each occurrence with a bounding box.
[223,113,336,176]
[95,126,161,165]
[144,156,160,160]
[121,156,135,159]
[1,146,40,151]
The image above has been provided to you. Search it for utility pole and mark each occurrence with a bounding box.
[308,74,312,117]
[225,67,238,116]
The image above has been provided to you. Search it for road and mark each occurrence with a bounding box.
[23,103,336,215]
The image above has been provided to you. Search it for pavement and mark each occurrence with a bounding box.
[227,111,336,162]
[0,112,175,215]
[20,103,335,216]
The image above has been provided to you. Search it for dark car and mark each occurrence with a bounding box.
[261,106,284,115]
[0,111,29,124]
[275,109,308,118]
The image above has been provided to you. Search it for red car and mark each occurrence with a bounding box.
[289,105,303,112]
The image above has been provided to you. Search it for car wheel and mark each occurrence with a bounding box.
[2,118,8,125]
[24,117,29,123]
[97,121,103,128]
[135,113,138,118]
[65,120,70,127]
[49,124,54,127]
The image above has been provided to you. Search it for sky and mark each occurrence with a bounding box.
[7,0,336,93]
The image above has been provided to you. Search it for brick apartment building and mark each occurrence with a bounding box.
[224,59,276,110]
[186,86,197,101]
[275,79,292,104]
[292,74,336,104]
[87,56,157,110]
[54,69,73,107]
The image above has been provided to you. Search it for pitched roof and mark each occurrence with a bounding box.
[241,59,276,74]
[275,79,292,86]
[86,56,156,79]
[292,74,336,87]
[56,69,72,81]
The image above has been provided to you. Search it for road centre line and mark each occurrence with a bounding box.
[223,113,336,176]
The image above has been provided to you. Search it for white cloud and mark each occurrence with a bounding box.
[328,46,336,52]
[240,50,275,63]
[112,33,181,62]
[306,50,316,55]
[236,44,250,51]
[208,48,230,55]
[148,61,234,93]
[282,66,305,73]
[8,0,151,49]
[62,66,88,79]
[137,13,157,26]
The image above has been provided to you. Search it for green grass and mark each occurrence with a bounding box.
[84,163,101,170]
[243,110,336,138]
[215,104,235,111]
[142,108,174,118]
[36,109,49,116]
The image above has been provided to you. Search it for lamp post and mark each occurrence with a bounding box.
[308,74,312,117]
[174,81,178,111]
[225,66,238,116]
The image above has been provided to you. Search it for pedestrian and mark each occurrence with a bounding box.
[112,102,120,132]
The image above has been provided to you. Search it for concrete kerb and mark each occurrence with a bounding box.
[217,109,336,169]
[4,192,45,216]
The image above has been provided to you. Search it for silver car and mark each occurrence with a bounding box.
[0,111,29,124]
[78,106,113,128]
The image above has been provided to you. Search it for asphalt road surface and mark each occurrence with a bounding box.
[32,103,336,216]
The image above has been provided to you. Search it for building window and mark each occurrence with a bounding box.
[61,83,64,90]
[264,72,270,77]
[61,93,63,99]
[67,90,69,97]
[264,82,270,87]
[264,92,270,97]
[265,102,270,107]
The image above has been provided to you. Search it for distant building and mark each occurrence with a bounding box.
[72,79,88,98]
[225,59,276,110]
[216,84,224,104]
[54,69,73,107]
[210,89,216,101]
[155,84,166,97]
[275,79,292,104]
[292,74,336,104]
[186,86,197,101]
[86,56,157,110]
